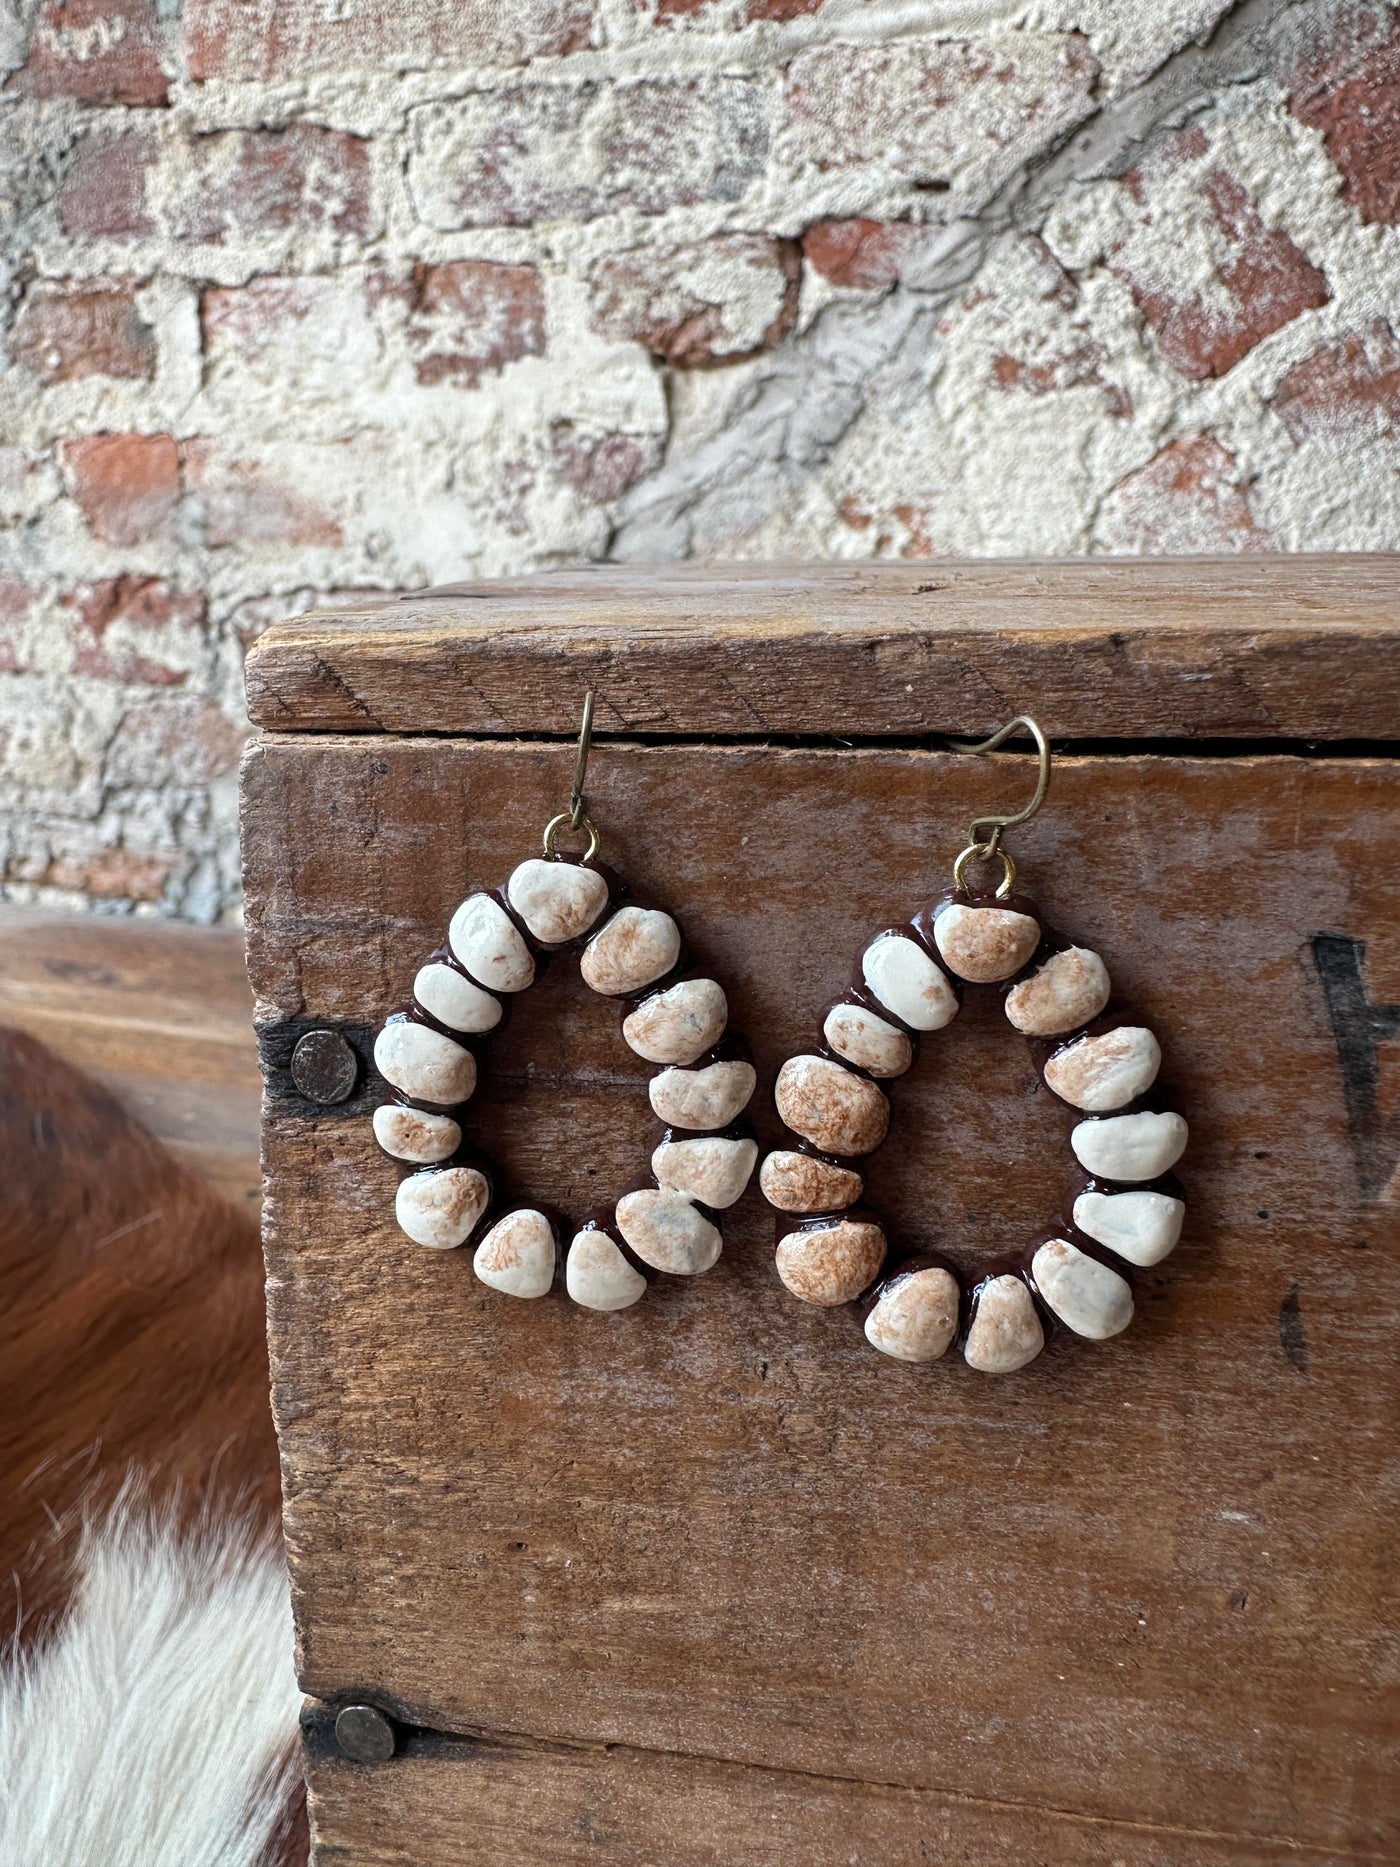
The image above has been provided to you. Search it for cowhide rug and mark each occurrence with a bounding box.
[0,1028,305,1867]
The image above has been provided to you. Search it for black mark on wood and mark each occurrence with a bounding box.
[1311,934,1400,1200]
[1279,1283,1308,1373]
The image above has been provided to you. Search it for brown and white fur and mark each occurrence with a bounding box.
[0,1029,305,1866]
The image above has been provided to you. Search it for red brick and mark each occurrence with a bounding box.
[1288,6,1400,226]
[61,574,203,686]
[408,78,767,229]
[590,235,799,366]
[550,422,661,503]
[1115,134,1330,380]
[199,275,346,365]
[1096,435,1275,554]
[169,126,373,245]
[1272,319,1400,441]
[10,278,155,384]
[106,693,247,786]
[63,433,180,546]
[802,219,921,291]
[991,340,1131,417]
[39,847,175,902]
[784,36,1096,199]
[184,440,342,549]
[9,0,167,105]
[186,0,592,81]
[407,262,546,387]
[58,129,155,239]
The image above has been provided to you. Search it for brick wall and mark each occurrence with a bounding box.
[2,0,1397,919]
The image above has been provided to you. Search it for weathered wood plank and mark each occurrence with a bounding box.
[245,738,1399,1860]
[242,557,1400,740]
[301,1711,1371,1867]
[0,907,262,1212]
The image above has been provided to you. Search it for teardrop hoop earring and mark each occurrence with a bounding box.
[759,717,1188,1374]
[370,691,759,1311]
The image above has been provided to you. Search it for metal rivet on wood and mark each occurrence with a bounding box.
[334,1703,396,1765]
[291,1028,361,1104]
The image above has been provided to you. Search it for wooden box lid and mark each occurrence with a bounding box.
[245,555,1400,740]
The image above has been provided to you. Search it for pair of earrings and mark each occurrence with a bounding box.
[371,695,1188,1378]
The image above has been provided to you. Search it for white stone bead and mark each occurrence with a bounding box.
[649,1059,756,1131]
[775,1219,887,1306]
[623,977,727,1065]
[449,893,535,993]
[1073,1189,1184,1267]
[1044,1025,1161,1112]
[506,858,609,945]
[774,1054,889,1157]
[823,1002,914,1078]
[616,1187,722,1276]
[565,1229,647,1311]
[413,961,502,1033]
[652,1136,758,1209]
[864,1267,960,1363]
[581,906,682,997]
[1071,1109,1187,1182]
[933,903,1041,983]
[861,932,958,1031]
[963,1274,1044,1374]
[1031,1237,1133,1339]
[473,1208,556,1298]
[395,1166,489,1249]
[372,1103,461,1164]
[759,1150,864,1214]
[374,1020,476,1106]
[1004,946,1110,1036]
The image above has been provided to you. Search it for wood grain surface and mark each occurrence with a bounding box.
[0,907,261,1211]
[244,736,1399,1864]
[242,556,1400,741]
[300,1709,1350,1867]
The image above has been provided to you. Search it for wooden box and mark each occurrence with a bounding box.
[241,560,1400,1866]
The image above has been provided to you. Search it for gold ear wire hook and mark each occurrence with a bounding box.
[569,686,596,830]
[943,715,1051,898]
[543,688,601,864]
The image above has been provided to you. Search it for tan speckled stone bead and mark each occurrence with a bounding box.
[395,1166,489,1250]
[934,902,1040,983]
[506,858,609,945]
[1004,945,1110,1036]
[864,1266,961,1362]
[623,977,727,1065]
[822,1002,914,1078]
[448,892,535,993]
[652,1136,758,1209]
[649,1059,756,1130]
[774,1055,889,1157]
[581,906,681,997]
[372,1103,461,1164]
[1072,1188,1184,1267]
[963,1274,1044,1373]
[1032,1237,1134,1338]
[861,932,959,1031]
[616,1187,722,1275]
[374,1020,476,1106]
[775,1218,887,1306]
[1044,1025,1161,1112]
[565,1229,647,1311]
[413,961,503,1034]
[759,1150,864,1214]
[473,1208,556,1298]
